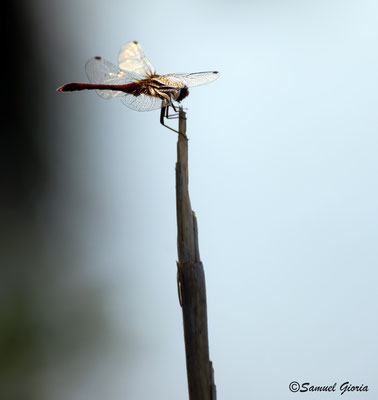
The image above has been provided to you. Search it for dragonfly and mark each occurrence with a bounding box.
[57,41,219,134]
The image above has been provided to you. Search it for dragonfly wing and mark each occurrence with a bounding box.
[162,71,219,88]
[121,93,166,112]
[85,56,142,99]
[118,41,156,77]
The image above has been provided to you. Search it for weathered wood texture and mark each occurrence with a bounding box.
[176,108,216,400]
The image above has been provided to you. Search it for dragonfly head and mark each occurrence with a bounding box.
[176,87,189,103]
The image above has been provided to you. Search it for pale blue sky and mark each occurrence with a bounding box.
[32,0,378,398]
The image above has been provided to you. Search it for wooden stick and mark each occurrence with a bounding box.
[176,107,216,400]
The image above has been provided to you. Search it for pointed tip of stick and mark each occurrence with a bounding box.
[178,107,187,141]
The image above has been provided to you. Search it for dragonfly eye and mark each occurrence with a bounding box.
[176,88,189,102]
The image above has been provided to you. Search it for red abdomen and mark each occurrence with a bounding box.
[57,82,139,93]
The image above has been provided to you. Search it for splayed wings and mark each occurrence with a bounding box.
[85,56,142,98]
[121,93,166,112]
[162,71,219,88]
[118,41,156,77]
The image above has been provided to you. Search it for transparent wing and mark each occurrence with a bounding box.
[121,93,166,112]
[162,71,219,88]
[118,41,156,77]
[85,56,142,99]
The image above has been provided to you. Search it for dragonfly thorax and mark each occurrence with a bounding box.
[131,77,189,105]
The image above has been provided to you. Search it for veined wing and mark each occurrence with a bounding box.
[162,71,219,88]
[121,93,167,112]
[118,41,156,77]
[85,56,142,99]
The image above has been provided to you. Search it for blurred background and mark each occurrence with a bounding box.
[1,0,377,399]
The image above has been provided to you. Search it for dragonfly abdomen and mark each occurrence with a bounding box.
[57,82,140,93]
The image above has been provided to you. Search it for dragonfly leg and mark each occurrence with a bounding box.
[172,104,188,113]
[171,103,178,112]
[165,105,179,120]
[160,106,187,139]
